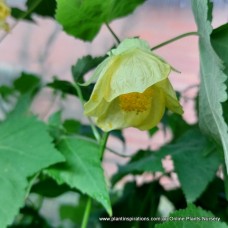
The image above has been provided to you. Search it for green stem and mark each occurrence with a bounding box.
[81,198,92,228]
[81,132,110,227]
[88,120,101,142]
[73,83,85,105]
[105,23,121,44]
[20,0,43,18]
[73,83,101,142]
[151,31,199,50]
[99,132,109,160]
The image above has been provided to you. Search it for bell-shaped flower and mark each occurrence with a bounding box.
[84,38,183,132]
[0,0,10,31]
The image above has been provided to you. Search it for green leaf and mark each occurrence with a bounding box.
[45,137,112,216]
[55,0,145,41]
[155,204,228,228]
[211,23,228,76]
[106,0,145,21]
[111,150,163,186]
[166,113,192,142]
[211,24,228,125]
[11,8,33,21]
[101,181,163,227]
[207,0,213,22]
[163,129,221,203]
[13,72,40,94]
[47,79,77,96]
[31,178,73,198]
[72,55,106,83]
[48,111,62,127]
[0,116,64,227]
[60,121,100,140]
[79,124,101,140]
[26,0,56,18]
[8,93,33,118]
[148,126,159,137]
[222,101,228,125]
[110,129,125,143]
[47,111,65,140]
[223,164,228,201]
[191,1,228,170]
[60,194,104,226]
[1,72,41,118]
[196,177,228,222]
[47,78,94,101]
[0,85,14,99]
[63,119,81,134]
[11,0,56,21]
[163,188,187,210]
[60,204,84,224]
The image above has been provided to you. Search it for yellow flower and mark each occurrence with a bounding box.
[84,38,183,132]
[0,0,10,31]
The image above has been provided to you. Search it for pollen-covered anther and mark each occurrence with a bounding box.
[119,87,153,113]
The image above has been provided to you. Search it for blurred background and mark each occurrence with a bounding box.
[0,0,227,226]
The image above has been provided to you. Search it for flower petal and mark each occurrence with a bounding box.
[84,98,109,117]
[104,49,171,101]
[80,56,111,86]
[155,79,183,115]
[84,56,117,114]
[95,86,165,131]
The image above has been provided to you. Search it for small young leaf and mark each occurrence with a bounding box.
[13,72,40,94]
[47,79,77,97]
[47,78,94,101]
[72,55,106,83]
